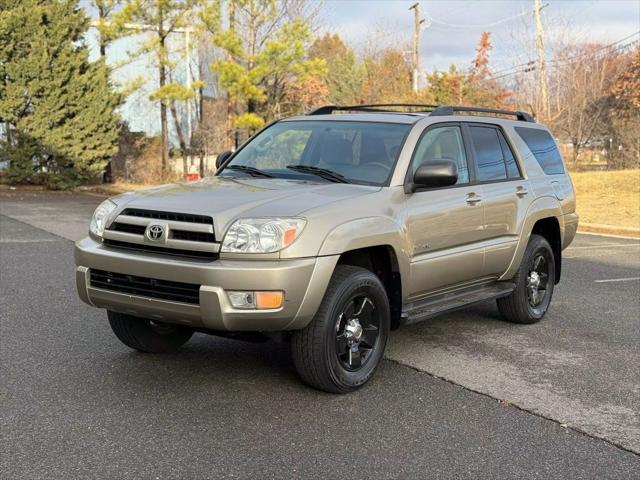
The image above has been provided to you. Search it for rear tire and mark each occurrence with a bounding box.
[291,265,390,394]
[107,311,194,353]
[497,234,555,324]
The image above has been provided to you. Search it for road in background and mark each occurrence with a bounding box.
[1,191,639,478]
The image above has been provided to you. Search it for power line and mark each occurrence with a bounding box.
[549,31,639,65]
[489,32,640,81]
[426,3,547,30]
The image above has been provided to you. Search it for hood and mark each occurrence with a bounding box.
[113,176,379,237]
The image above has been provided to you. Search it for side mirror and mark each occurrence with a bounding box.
[408,159,458,192]
[216,150,233,169]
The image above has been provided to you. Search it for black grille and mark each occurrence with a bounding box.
[110,222,146,235]
[90,269,200,304]
[121,208,213,225]
[103,239,218,261]
[171,230,215,243]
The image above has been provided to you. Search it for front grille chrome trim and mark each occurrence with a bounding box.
[102,230,220,253]
[103,208,219,259]
[115,214,214,234]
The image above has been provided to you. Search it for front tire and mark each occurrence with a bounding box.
[107,311,194,353]
[497,234,555,324]
[291,265,390,393]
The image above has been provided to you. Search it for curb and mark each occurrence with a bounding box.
[578,223,640,239]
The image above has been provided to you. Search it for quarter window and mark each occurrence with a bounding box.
[410,126,469,185]
[515,127,564,175]
[499,133,521,178]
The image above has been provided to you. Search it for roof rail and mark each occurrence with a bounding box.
[307,104,440,115]
[429,105,535,122]
[306,104,536,123]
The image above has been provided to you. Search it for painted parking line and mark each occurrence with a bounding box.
[567,243,640,250]
[594,277,640,283]
[0,238,58,243]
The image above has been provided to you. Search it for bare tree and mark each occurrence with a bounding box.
[549,44,627,164]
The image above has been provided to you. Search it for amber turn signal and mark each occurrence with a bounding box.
[255,291,284,309]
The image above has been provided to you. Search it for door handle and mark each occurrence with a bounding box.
[466,193,482,205]
[516,186,529,198]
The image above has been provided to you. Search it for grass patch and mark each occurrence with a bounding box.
[570,169,640,228]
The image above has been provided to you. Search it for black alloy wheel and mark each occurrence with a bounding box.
[497,234,555,324]
[334,295,380,371]
[291,265,390,393]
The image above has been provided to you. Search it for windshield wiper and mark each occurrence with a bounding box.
[226,165,275,178]
[286,165,350,184]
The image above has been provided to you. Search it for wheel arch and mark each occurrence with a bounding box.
[500,196,564,283]
[337,245,403,329]
[531,217,562,283]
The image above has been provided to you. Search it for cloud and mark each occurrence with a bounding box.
[322,0,640,71]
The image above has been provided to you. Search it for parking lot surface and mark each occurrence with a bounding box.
[1,191,639,478]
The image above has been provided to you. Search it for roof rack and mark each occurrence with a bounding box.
[429,105,535,122]
[307,104,440,115]
[306,104,535,122]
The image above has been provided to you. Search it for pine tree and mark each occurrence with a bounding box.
[309,33,362,105]
[0,0,121,186]
[203,0,325,139]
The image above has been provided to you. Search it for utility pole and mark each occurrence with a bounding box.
[409,3,426,93]
[534,0,549,119]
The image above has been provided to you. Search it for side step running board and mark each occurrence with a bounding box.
[401,282,515,326]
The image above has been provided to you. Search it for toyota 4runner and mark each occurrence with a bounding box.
[75,104,578,393]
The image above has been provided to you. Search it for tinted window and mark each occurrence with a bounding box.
[499,133,521,178]
[410,126,469,184]
[221,121,410,186]
[469,126,507,181]
[515,127,564,174]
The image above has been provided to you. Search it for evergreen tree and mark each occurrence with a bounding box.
[203,0,325,137]
[309,33,362,105]
[0,0,120,186]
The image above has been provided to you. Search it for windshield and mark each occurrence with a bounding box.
[219,120,411,186]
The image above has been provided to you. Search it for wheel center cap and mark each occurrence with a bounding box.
[344,319,363,342]
[529,271,541,288]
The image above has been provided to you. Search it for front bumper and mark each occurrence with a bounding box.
[75,237,338,331]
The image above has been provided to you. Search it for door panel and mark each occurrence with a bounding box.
[464,123,532,278]
[406,186,485,297]
[481,181,533,277]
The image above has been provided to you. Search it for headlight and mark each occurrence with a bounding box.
[221,218,306,253]
[89,199,117,237]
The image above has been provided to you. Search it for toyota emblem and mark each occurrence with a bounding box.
[146,224,165,241]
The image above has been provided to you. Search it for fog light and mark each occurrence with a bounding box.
[227,290,284,310]
[227,291,255,309]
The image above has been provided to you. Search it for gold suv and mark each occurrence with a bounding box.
[75,104,579,393]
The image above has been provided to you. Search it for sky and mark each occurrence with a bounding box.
[82,0,640,136]
[321,0,640,74]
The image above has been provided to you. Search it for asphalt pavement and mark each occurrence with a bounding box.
[1,191,639,479]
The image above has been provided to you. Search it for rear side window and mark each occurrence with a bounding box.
[515,127,564,174]
[469,126,507,181]
[499,134,521,178]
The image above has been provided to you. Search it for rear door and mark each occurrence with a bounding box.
[464,123,533,277]
[405,123,486,298]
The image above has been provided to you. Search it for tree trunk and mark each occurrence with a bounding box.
[170,100,188,179]
[158,10,169,175]
[225,0,236,149]
[572,140,580,166]
[98,5,107,58]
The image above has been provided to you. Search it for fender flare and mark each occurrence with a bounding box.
[318,216,411,299]
[499,195,563,281]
